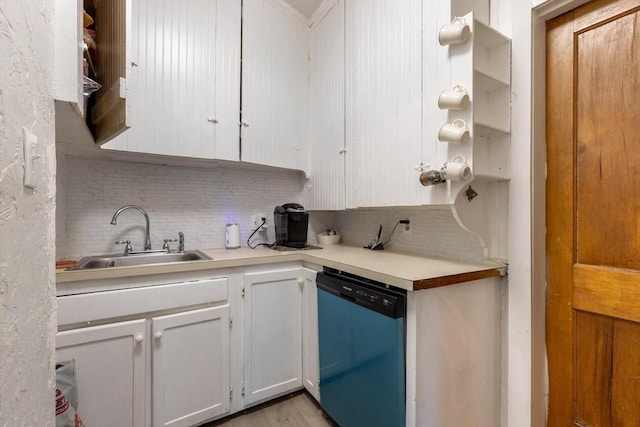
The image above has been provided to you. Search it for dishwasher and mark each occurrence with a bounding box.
[316,267,406,427]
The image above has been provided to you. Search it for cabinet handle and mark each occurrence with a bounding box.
[207,117,218,124]
[339,149,347,154]
[134,334,144,343]
[240,122,250,128]
[154,331,163,340]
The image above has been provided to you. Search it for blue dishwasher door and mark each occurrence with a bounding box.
[318,287,405,427]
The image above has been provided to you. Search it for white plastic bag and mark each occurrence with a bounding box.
[55,360,85,427]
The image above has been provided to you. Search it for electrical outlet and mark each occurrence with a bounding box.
[251,214,268,231]
[400,219,411,234]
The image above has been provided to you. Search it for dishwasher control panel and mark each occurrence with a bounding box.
[316,268,406,318]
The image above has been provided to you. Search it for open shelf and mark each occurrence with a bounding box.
[469,15,511,182]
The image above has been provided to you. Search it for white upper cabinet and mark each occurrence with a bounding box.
[241,0,309,173]
[305,0,345,210]
[102,0,241,160]
[54,0,132,147]
[345,0,424,208]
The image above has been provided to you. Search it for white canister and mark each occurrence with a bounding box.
[225,223,240,249]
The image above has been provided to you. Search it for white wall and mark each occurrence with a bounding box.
[491,1,544,426]
[0,1,57,425]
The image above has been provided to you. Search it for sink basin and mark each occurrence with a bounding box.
[67,250,212,271]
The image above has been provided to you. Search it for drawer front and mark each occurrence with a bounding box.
[58,278,228,327]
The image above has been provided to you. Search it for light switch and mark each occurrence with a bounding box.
[23,128,39,189]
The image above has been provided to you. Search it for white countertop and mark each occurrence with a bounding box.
[56,245,505,291]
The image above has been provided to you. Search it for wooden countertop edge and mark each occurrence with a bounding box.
[412,267,503,290]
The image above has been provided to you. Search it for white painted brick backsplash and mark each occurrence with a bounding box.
[57,157,307,258]
[57,158,486,263]
[332,207,486,262]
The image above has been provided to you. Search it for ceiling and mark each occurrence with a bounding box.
[282,0,324,19]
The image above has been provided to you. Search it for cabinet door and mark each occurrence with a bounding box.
[241,0,309,173]
[345,0,423,208]
[56,319,146,427]
[300,267,320,402]
[306,0,345,210]
[243,268,303,406]
[151,305,231,427]
[53,0,131,146]
[102,0,241,160]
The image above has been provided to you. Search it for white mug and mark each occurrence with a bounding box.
[438,119,470,144]
[438,17,471,46]
[438,85,470,110]
[440,155,472,181]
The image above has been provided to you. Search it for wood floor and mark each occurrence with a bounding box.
[204,391,337,427]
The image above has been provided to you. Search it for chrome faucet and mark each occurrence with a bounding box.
[110,205,152,250]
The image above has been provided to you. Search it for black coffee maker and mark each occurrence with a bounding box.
[274,203,309,248]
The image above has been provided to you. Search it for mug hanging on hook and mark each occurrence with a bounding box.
[440,155,472,182]
[438,84,470,110]
[438,17,471,46]
[438,119,470,145]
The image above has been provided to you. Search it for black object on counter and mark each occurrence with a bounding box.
[274,203,309,248]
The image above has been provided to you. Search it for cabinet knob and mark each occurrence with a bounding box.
[339,149,347,154]
[296,277,305,285]
[134,334,144,343]
[240,122,250,128]
[154,331,163,340]
[207,117,218,124]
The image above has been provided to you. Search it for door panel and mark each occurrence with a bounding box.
[241,0,309,172]
[574,311,613,427]
[55,319,146,427]
[575,314,640,426]
[243,268,303,406]
[575,10,640,271]
[573,264,640,323]
[152,306,230,427]
[546,0,640,425]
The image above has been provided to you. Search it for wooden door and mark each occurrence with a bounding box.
[546,1,640,425]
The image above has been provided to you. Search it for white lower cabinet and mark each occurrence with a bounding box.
[151,306,230,427]
[243,267,303,406]
[56,319,147,427]
[56,264,319,425]
[300,267,320,402]
[56,276,231,427]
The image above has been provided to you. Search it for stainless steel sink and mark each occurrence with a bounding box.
[67,250,212,270]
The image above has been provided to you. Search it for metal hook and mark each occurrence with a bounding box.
[465,185,478,201]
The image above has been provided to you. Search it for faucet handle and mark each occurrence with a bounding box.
[163,238,178,252]
[116,240,133,255]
